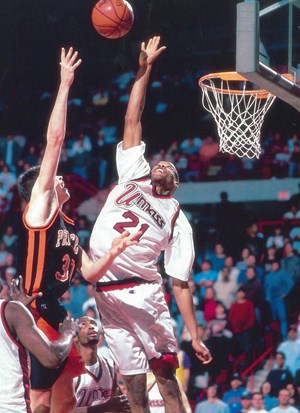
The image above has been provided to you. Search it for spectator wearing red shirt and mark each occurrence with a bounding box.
[228,287,256,368]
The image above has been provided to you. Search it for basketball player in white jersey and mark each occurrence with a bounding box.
[0,295,78,413]
[90,36,212,413]
[74,315,130,413]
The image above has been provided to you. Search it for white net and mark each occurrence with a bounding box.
[199,72,276,159]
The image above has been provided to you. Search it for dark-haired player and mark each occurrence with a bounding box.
[17,47,139,413]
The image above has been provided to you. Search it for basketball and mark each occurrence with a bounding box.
[91,0,134,39]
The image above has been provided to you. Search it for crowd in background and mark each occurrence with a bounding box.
[1,66,300,412]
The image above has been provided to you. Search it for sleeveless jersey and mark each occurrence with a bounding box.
[0,300,31,413]
[18,206,79,329]
[90,142,194,283]
[74,356,116,407]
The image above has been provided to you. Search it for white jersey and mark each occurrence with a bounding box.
[74,355,117,408]
[0,300,31,413]
[90,142,194,283]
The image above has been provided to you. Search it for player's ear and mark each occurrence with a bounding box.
[173,182,179,192]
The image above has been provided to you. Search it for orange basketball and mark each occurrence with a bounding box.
[91,0,134,39]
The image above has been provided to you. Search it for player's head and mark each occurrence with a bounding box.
[77,316,100,346]
[150,161,179,195]
[17,166,70,204]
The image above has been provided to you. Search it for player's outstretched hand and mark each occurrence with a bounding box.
[10,275,43,307]
[110,230,141,257]
[192,339,213,365]
[139,36,166,68]
[59,316,79,338]
[60,47,82,88]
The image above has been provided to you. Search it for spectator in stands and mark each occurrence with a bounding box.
[214,266,239,310]
[269,388,298,413]
[93,130,111,188]
[264,261,293,339]
[285,383,298,408]
[236,248,252,273]
[180,135,202,155]
[203,286,218,322]
[1,224,18,255]
[265,228,285,254]
[260,381,278,411]
[277,325,300,377]
[206,302,233,381]
[241,266,265,320]
[248,392,268,413]
[242,222,265,264]
[288,142,300,178]
[262,246,281,275]
[238,391,253,413]
[288,226,300,254]
[222,373,246,413]
[266,352,293,397]
[283,204,300,220]
[0,134,23,174]
[227,287,256,368]
[194,259,218,297]
[195,384,230,413]
[67,274,89,318]
[207,242,226,272]
[238,254,264,284]
[280,242,300,318]
[0,163,17,194]
[0,241,9,273]
[69,133,92,179]
[224,255,240,283]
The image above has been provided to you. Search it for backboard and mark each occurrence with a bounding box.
[236,0,300,111]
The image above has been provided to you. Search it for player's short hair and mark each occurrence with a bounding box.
[17,165,41,202]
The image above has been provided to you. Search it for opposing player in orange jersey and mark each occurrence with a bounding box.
[17,48,140,413]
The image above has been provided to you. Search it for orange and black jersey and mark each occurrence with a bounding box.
[18,205,80,329]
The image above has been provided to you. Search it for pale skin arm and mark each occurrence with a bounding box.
[172,278,212,364]
[123,36,166,150]
[26,47,82,226]
[5,301,78,368]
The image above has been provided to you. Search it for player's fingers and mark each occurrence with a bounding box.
[17,275,25,292]
[66,46,74,59]
[69,50,79,65]
[73,59,82,69]
[61,47,66,60]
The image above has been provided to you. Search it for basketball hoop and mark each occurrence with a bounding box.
[198,71,276,159]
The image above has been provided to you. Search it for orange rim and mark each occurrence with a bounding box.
[198,71,274,99]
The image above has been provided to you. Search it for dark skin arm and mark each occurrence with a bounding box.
[172,277,212,364]
[5,301,78,368]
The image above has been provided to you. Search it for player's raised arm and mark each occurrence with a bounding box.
[123,36,166,150]
[27,48,81,223]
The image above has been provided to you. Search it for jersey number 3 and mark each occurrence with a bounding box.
[113,211,149,241]
[55,254,76,282]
